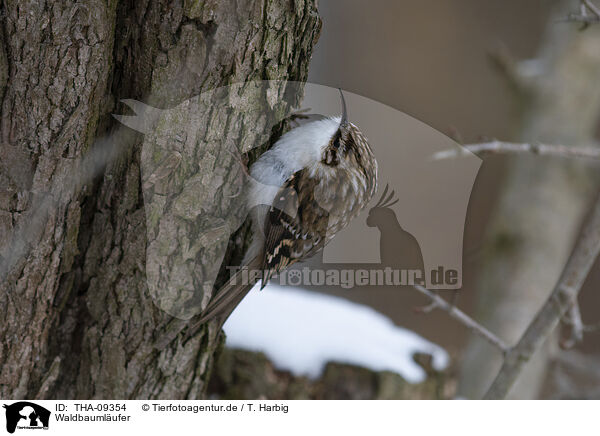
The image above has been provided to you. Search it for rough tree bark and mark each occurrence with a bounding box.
[0,0,321,399]
[458,0,600,399]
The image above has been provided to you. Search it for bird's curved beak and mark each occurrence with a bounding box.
[339,88,348,127]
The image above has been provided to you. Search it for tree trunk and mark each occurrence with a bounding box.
[458,0,600,399]
[0,0,321,399]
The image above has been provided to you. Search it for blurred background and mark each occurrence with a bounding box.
[210,0,600,399]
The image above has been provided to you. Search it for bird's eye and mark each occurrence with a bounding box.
[332,139,340,149]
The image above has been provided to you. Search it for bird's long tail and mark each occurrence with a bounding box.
[189,255,262,333]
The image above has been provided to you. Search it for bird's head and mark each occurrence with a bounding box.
[320,89,377,194]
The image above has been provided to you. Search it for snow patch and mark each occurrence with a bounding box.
[223,284,448,383]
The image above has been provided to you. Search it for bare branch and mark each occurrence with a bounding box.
[432,141,600,160]
[484,193,600,399]
[412,284,510,354]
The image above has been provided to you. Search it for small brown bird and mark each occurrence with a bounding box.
[196,89,378,327]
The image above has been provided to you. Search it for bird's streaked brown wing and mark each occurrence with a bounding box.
[261,168,330,287]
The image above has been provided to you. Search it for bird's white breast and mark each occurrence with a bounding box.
[247,116,341,208]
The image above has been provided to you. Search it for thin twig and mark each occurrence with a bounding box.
[413,299,440,314]
[432,141,600,161]
[484,192,600,399]
[583,323,600,332]
[561,301,600,333]
[560,301,584,349]
[487,44,531,94]
[412,284,510,354]
[584,0,600,17]
[563,0,600,28]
